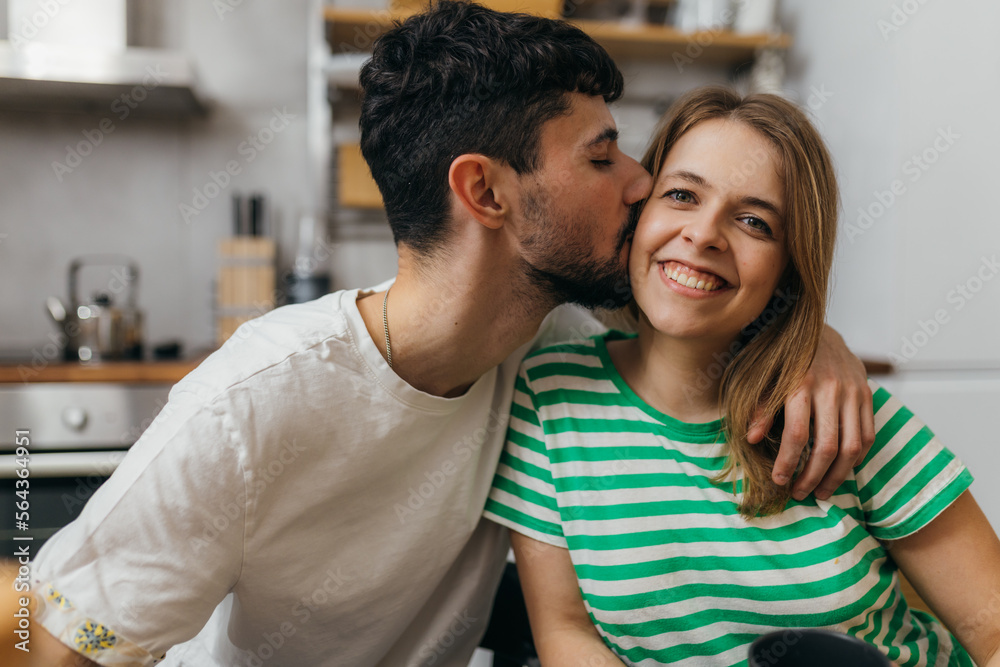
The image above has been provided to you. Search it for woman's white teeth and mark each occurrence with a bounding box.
[667,267,722,292]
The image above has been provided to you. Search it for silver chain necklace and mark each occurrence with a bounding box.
[382,287,392,369]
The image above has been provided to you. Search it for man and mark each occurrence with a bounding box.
[21,3,873,665]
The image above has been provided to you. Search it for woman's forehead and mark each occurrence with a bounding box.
[660,121,782,189]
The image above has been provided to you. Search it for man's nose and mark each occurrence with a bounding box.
[623,156,653,206]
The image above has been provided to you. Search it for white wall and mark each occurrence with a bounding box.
[872,371,1000,532]
[780,0,1000,529]
[780,0,1000,369]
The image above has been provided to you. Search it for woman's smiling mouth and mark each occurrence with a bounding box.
[660,261,729,293]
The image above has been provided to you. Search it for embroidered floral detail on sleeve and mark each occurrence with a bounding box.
[46,584,73,610]
[75,620,118,654]
[35,580,157,666]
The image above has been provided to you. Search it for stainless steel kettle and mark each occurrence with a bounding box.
[46,255,145,362]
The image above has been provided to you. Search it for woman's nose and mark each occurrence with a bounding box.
[682,210,728,252]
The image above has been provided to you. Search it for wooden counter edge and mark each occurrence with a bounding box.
[861,359,894,376]
[0,358,206,384]
[1,357,893,384]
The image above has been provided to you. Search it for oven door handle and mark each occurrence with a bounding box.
[0,450,127,478]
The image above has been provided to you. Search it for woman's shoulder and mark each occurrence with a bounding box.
[865,378,928,441]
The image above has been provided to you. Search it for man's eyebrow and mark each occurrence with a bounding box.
[586,127,619,148]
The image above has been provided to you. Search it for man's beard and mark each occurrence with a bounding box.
[518,192,642,310]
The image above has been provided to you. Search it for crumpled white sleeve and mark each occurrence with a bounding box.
[31,387,248,666]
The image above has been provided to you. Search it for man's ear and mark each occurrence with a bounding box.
[448,154,513,230]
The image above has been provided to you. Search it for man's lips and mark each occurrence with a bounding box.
[659,261,729,293]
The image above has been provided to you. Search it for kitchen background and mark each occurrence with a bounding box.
[1,0,998,665]
[0,0,997,625]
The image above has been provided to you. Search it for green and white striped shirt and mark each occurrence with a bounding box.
[484,332,974,667]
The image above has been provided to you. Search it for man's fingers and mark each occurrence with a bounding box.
[792,403,839,500]
[789,380,840,499]
[859,384,876,464]
[771,391,810,485]
[813,397,864,499]
[769,329,875,500]
[810,450,855,503]
[747,407,772,445]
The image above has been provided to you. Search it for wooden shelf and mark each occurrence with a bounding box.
[323,6,789,64]
[323,5,791,211]
[324,7,400,52]
[570,18,789,63]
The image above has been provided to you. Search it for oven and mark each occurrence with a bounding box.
[0,383,171,553]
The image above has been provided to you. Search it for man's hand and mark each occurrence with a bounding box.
[747,325,875,501]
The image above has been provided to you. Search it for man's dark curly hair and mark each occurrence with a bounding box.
[359,0,623,254]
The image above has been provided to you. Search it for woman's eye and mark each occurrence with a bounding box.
[741,215,773,236]
[591,159,614,167]
[664,189,694,204]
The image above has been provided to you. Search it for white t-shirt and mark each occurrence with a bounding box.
[32,287,612,667]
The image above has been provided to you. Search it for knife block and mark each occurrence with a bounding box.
[216,237,276,346]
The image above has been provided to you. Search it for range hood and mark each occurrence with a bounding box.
[0,41,207,116]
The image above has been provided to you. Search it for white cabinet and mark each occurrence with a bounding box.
[873,371,1000,531]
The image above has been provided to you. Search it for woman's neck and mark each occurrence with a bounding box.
[608,316,738,423]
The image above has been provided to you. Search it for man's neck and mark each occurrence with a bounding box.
[357,242,556,398]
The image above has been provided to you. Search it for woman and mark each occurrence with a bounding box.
[484,87,1000,666]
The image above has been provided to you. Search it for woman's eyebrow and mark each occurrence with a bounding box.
[663,169,708,187]
[740,195,783,219]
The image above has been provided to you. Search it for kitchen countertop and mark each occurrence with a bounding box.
[0,358,892,384]
[0,358,205,384]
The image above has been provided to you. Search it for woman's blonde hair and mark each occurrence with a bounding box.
[640,86,839,517]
